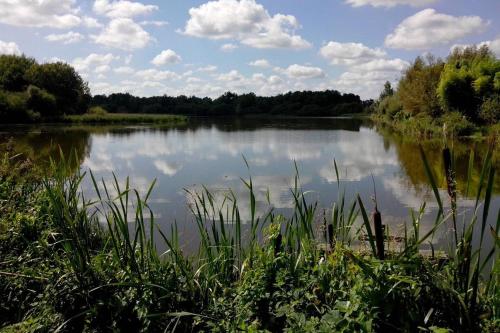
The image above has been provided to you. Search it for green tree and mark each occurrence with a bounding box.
[379,81,394,100]
[437,45,500,121]
[26,62,90,115]
[398,55,444,117]
[0,55,36,91]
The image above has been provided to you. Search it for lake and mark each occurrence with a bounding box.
[1,117,498,252]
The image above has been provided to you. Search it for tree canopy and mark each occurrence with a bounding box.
[0,55,90,123]
[91,90,366,117]
[375,45,500,130]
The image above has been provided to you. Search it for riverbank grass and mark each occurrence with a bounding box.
[62,112,187,125]
[0,145,498,332]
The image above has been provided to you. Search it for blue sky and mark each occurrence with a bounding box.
[0,0,499,99]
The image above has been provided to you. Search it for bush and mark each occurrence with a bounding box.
[376,95,402,118]
[87,106,107,115]
[27,85,58,118]
[0,90,32,122]
[479,95,500,125]
[439,111,476,137]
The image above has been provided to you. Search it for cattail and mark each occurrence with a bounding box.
[274,232,282,257]
[372,208,384,260]
[328,224,334,250]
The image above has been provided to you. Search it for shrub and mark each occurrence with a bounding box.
[27,85,58,118]
[87,106,107,115]
[376,95,402,118]
[0,90,32,122]
[439,111,476,137]
[479,95,500,125]
[25,61,90,115]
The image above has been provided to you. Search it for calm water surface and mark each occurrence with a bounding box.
[1,117,498,251]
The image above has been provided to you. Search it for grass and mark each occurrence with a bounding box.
[0,144,498,332]
[61,113,188,125]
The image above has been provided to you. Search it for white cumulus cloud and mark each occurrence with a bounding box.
[0,0,81,28]
[197,65,218,72]
[0,40,21,55]
[135,69,180,81]
[319,41,386,66]
[319,39,410,99]
[350,58,409,72]
[114,66,135,74]
[284,64,325,79]
[182,0,310,49]
[249,59,271,67]
[345,0,437,8]
[92,18,152,50]
[220,43,238,52]
[93,0,158,18]
[140,20,168,26]
[385,9,489,49]
[72,53,119,73]
[45,31,85,44]
[151,49,182,66]
[217,70,244,82]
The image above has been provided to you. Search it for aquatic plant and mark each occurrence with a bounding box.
[0,144,497,332]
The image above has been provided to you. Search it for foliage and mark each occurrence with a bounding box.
[0,55,36,91]
[91,90,366,117]
[379,81,394,100]
[479,95,500,125]
[398,55,444,118]
[0,146,497,332]
[87,106,107,115]
[0,90,33,123]
[375,94,402,118]
[439,111,477,137]
[438,46,500,121]
[62,113,187,125]
[25,62,90,115]
[26,85,58,118]
[0,55,90,123]
[373,45,500,138]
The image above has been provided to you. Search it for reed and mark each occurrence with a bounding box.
[0,145,497,332]
[62,113,187,125]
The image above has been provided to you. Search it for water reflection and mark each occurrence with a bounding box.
[1,118,498,251]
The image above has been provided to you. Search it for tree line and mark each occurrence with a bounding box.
[373,45,499,135]
[91,90,366,117]
[0,54,368,123]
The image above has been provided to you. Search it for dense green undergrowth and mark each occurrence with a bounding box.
[0,146,498,332]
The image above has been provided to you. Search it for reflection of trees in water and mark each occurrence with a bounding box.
[378,128,500,196]
[0,126,92,172]
[3,119,495,197]
[187,116,366,132]
[85,116,366,134]
[0,117,363,168]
